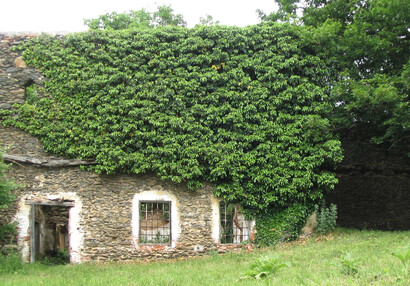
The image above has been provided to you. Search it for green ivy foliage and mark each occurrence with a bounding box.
[4,23,342,210]
[0,149,17,242]
[0,150,15,210]
[253,204,311,246]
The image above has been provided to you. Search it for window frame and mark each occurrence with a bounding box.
[138,200,172,246]
[219,202,252,245]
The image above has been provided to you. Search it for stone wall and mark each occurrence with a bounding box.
[0,33,43,110]
[0,123,226,262]
[0,34,251,263]
[327,133,410,230]
[8,162,219,262]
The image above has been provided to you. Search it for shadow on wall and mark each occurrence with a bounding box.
[327,133,410,230]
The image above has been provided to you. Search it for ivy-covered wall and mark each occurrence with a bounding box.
[0,34,248,262]
[2,25,343,212]
[1,27,407,262]
[0,34,43,110]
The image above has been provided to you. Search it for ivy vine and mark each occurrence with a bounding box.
[3,23,343,210]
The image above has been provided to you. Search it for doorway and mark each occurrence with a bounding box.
[27,201,74,263]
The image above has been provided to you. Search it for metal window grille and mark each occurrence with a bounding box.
[220,202,250,244]
[139,201,171,245]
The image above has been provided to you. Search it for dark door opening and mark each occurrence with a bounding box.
[27,201,74,263]
[34,222,40,257]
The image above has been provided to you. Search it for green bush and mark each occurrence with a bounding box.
[0,222,16,243]
[254,204,311,246]
[315,203,337,234]
[37,249,70,266]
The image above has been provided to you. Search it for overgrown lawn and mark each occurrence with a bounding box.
[1,229,409,285]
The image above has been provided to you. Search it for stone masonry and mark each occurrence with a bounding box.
[0,33,253,263]
[0,34,43,110]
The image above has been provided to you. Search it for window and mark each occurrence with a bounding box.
[139,201,171,245]
[220,202,251,244]
[132,191,179,248]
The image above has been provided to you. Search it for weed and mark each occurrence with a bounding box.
[37,249,70,266]
[315,203,337,234]
[240,240,249,246]
[139,232,170,244]
[239,254,291,280]
[332,252,360,275]
[392,245,409,276]
[0,223,16,244]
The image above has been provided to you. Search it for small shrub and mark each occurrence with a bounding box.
[332,252,360,275]
[38,249,70,266]
[0,222,16,243]
[239,254,291,280]
[315,203,337,234]
[392,245,409,276]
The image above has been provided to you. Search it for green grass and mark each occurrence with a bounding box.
[0,229,409,285]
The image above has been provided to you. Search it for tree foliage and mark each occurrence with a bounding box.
[84,5,187,30]
[3,23,343,210]
[198,15,220,26]
[261,0,410,151]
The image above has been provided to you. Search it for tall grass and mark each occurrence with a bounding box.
[0,229,409,285]
[0,252,24,275]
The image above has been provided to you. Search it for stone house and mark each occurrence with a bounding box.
[0,34,254,263]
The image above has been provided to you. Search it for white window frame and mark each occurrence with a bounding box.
[138,201,172,245]
[132,191,180,248]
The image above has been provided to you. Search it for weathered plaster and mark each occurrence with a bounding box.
[13,192,83,263]
[67,195,83,263]
[13,199,30,262]
[211,196,221,243]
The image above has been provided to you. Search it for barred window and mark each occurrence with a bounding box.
[139,201,171,245]
[220,202,251,244]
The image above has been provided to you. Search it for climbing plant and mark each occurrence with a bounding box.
[253,203,311,246]
[3,23,342,211]
[0,150,15,211]
[0,149,16,241]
